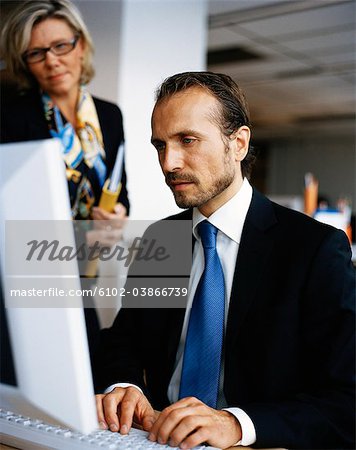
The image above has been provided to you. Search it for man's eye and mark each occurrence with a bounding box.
[155,143,165,152]
[182,137,195,145]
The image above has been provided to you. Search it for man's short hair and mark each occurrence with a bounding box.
[155,71,256,178]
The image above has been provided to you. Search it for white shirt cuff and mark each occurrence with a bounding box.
[222,407,256,446]
[104,383,144,395]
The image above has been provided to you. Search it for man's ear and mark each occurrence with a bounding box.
[230,126,251,162]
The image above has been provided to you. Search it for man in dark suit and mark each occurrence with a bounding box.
[94,72,355,449]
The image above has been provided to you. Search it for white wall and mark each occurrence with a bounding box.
[74,0,122,101]
[117,0,207,220]
[76,0,208,219]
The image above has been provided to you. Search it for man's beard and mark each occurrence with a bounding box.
[165,154,235,210]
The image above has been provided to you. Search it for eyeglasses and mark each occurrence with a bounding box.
[23,35,79,64]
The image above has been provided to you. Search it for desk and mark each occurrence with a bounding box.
[1,444,284,450]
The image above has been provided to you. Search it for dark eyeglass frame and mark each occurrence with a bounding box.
[23,35,80,64]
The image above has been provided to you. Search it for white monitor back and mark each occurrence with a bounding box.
[0,139,98,434]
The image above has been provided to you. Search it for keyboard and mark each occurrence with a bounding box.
[0,409,219,450]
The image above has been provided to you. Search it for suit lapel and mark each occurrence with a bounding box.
[225,190,277,347]
[165,209,194,365]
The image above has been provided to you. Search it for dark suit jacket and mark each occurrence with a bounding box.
[0,87,129,213]
[94,190,355,449]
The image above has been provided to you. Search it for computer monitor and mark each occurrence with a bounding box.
[0,139,98,434]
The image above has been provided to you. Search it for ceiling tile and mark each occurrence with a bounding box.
[282,29,355,53]
[208,27,252,49]
[314,50,356,65]
[240,2,355,38]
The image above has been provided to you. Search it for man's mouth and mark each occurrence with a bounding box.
[166,172,196,185]
[168,180,194,191]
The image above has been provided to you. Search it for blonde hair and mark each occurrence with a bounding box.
[1,0,95,89]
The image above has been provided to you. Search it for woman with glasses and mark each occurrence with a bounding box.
[0,0,130,364]
[0,0,130,220]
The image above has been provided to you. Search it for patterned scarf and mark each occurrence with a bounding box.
[42,86,107,219]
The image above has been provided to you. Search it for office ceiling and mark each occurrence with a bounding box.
[1,0,354,140]
[207,0,355,138]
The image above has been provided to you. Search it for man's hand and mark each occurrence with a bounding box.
[148,397,242,449]
[95,387,156,434]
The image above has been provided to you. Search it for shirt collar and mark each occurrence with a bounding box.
[192,177,253,244]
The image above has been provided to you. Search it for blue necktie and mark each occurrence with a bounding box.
[179,220,225,408]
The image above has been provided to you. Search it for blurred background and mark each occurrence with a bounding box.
[1,0,355,235]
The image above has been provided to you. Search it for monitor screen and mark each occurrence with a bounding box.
[0,139,98,434]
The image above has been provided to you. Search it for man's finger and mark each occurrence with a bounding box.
[149,397,199,438]
[102,389,125,432]
[95,394,108,430]
[117,388,140,434]
[149,403,193,443]
[179,425,210,450]
[141,412,156,432]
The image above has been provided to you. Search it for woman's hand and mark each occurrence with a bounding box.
[86,203,127,249]
[92,203,127,222]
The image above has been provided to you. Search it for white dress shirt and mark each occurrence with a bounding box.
[106,178,256,446]
[167,177,255,446]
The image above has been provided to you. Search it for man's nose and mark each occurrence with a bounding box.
[161,146,184,173]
